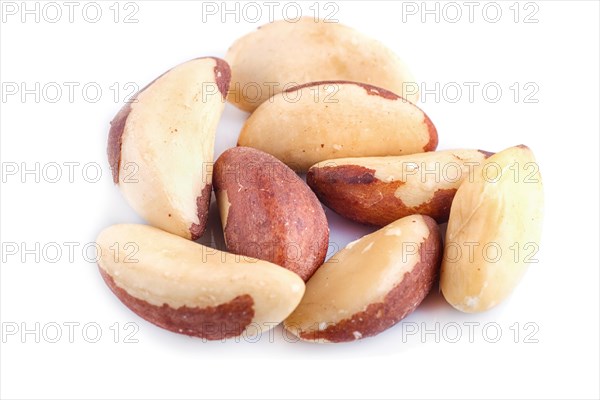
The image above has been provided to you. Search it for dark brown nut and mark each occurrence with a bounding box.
[213,147,329,281]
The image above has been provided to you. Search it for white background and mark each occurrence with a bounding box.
[1,1,599,399]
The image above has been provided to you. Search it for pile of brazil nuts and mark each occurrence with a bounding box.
[100,18,544,343]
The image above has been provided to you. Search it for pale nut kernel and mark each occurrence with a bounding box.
[440,145,544,313]
[237,81,437,171]
[307,149,494,225]
[108,57,230,240]
[226,18,418,112]
[96,224,305,340]
[284,215,442,343]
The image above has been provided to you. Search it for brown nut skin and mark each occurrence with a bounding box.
[237,81,437,172]
[100,269,254,340]
[213,147,329,281]
[97,224,305,340]
[108,57,231,240]
[307,150,494,225]
[284,215,442,343]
